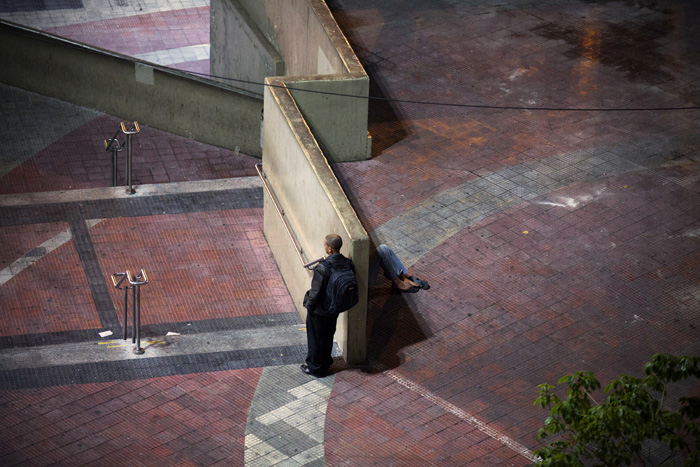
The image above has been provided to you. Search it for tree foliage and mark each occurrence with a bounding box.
[534,353,700,466]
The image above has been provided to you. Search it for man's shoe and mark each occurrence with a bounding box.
[300,364,325,378]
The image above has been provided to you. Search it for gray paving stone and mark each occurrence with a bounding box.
[373,137,696,266]
[0,84,101,178]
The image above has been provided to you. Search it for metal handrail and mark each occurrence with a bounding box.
[121,121,140,195]
[120,121,140,135]
[111,271,129,288]
[104,138,123,187]
[104,122,139,191]
[104,127,122,152]
[111,272,131,341]
[127,269,148,286]
[255,163,322,269]
[104,138,123,153]
[303,257,325,268]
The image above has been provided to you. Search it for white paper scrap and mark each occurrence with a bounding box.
[99,330,113,338]
[166,332,181,336]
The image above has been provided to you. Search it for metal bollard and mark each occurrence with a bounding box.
[120,121,140,194]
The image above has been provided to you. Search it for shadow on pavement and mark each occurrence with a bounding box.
[359,283,432,373]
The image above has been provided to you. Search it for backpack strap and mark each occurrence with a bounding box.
[324,256,352,270]
[318,259,332,275]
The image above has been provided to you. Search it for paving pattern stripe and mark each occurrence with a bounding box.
[0,84,101,178]
[372,139,690,267]
[0,219,99,286]
[1,325,307,370]
[245,364,335,466]
[69,217,122,331]
[0,0,83,14]
[0,177,262,206]
[133,44,210,67]
[385,369,538,463]
[0,344,306,391]
[0,183,265,341]
[0,312,301,349]
[0,186,263,226]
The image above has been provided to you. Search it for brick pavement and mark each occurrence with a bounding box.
[1,0,700,465]
[324,0,700,463]
[0,369,262,466]
[0,86,259,194]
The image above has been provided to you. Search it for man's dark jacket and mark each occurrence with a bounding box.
[303,253,354,314]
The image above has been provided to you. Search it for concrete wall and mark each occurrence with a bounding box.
[211,0,372,362]
[211,0,284,96]
[212,0,371,162]
[0,20,263,156]
[249,0,361,77]
[263,79,369,364]
[288,76,372,164]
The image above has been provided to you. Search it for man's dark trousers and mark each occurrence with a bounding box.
[305,310,338,375]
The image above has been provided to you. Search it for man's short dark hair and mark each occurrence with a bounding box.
[325,234,343,252]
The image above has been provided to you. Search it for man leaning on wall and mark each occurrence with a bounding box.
[301,234,431,377]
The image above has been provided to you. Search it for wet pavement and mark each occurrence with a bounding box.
[1,0,699,465]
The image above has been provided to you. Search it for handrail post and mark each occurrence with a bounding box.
[111,269,148,354]
[111,272,131,340]
[133,284,142,354]
[129,271,137,344]
[128,270,148,354]
[121,121,140,194]
[104,138,123,187]
[122,284,129,339]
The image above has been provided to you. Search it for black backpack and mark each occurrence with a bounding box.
[321,258,359,314]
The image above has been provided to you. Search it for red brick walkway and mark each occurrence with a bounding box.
[1,369,261,466]
[1,0,699,465]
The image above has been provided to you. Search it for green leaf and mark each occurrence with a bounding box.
[558,375,572,385]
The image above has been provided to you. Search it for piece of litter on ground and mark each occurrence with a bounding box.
[166,332,181,336]
[99,330,113,338]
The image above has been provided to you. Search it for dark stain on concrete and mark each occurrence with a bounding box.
[579,0,672,14]
[531,18,675,84]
